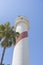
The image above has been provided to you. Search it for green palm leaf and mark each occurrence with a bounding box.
[0,22,20,47]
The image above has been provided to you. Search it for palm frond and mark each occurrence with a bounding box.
[0,22,20,47]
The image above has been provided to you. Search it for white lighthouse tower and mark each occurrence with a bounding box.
[12,16,30,65]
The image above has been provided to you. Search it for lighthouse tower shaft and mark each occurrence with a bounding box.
[12,16,30,65]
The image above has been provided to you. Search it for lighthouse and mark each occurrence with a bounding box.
[12,16,30,65]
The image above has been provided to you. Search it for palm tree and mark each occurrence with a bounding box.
[0,22,20,65]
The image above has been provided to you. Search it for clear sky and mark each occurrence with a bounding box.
[0,0,43,65]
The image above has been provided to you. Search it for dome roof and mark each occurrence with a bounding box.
[14,16,30,30]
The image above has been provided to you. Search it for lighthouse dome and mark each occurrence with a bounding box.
[14,16,30,30]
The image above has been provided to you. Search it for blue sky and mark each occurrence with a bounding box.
[0,0,43,65]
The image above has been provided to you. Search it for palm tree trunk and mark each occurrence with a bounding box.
[1,46,6,65]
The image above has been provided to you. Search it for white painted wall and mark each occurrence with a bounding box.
[12,38,29,65]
